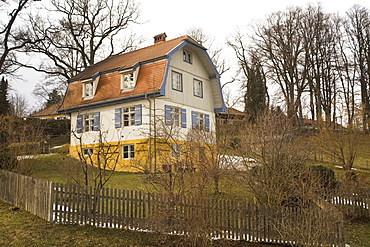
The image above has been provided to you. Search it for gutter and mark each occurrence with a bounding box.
[58,90,162,114]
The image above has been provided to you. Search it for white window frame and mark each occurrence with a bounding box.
[82,80,95,99]
[120,71,136,91]
[122,144,135,159]
[193,79,203,98]
[84,113,95,132]
[195,112,205,129]
[171,107,180,126]
[171,143,182,159]
[183,49,192,64]
[171,71,183,91]
[123,106,136,126]
[82,148,93,156]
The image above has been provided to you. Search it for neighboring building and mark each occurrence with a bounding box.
[31,103,69,120]
[59,33,225,172]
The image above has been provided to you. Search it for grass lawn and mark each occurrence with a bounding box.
[0,200,279,247]
[14,140,370,246]
[344,219,370,247]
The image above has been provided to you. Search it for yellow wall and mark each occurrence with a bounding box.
[69,137,217,173]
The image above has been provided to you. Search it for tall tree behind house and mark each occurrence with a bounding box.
[0,77,11,115]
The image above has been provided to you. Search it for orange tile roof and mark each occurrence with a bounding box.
[69,35,201,82]
[31,103,62,117]
[60,35,204,111]
[60,61,166,111]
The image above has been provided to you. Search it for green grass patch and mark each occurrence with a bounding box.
[0,200,279,247]
[344,219,370,247]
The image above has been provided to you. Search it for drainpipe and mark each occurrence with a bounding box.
[145,94,152,172]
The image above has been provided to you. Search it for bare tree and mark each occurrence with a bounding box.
[228,34,269,122]
[301,4,341,126]
[0,0,42,75]
[18,0,143,98]
[70,130,121,192]
[186,27,230,76]
[9,91,29,117]
[334,15,357,127]
[251,7,307,124]
[314,125,358,170]
[345,5,370,132]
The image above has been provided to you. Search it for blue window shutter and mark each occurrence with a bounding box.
[93,112,100,131]
[165,105,172,125]
[76,114,83,133]
[191,111,197,129]
[115,108,122,128]
[134,104,142,125]
[181,108,186,128]
[205,114,210,132]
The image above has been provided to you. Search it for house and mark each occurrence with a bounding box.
[59,33,225,172]
[31,103,69,120]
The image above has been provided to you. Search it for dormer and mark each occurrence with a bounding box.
[82,75,99,100]
[119,67,139,92]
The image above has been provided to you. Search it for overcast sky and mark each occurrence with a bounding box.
[10,0,370,110]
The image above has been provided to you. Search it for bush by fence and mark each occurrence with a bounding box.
[2,169,367,246]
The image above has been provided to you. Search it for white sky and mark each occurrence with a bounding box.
[10,0,370,110]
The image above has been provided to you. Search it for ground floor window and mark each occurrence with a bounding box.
[82,148,93,156]
[122,144,135,159]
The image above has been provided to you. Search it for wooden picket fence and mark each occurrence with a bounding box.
[5,169,370,246]
[0,169,52,221]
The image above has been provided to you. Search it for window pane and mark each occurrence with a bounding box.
[122,107,136,126]
[172,71,182,91]
[193,79,203,97]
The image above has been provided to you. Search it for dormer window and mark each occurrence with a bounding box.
[82,79,97,100]
[121,71,136,91]
[183,50,192,64]
[84,82,94,97]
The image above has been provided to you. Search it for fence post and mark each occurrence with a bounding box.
[48,181,54,223]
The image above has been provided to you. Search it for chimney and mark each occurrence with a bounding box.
[153,33,167,44]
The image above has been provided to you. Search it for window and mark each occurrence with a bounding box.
[195,112,204,129]
[191,111,210,131]
[115,105,142,128]
[123,106,136,126]
[82,148,93,156]
[171,143,182,159]
[76,112,100,133]
[84,113,95,132]
[165,106,180,126]
[183,50,192,64]
[121,71,135,91]
[165,105,186,128]
[171,71,182,91]
[193,79,203,98]
[83,81,94,98]
[122,144,134,159]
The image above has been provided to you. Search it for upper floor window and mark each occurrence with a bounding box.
[121,71,135,91]
[191,111,210,132]
[76,112,100,133]
[183,50,192,64]
[115,104,142,128]
[193,79,203,98]
[165,105,186,128]
[123,106,136,126]
[171,71,183,91]
[82,80,96,99]
[84,113,95,132]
